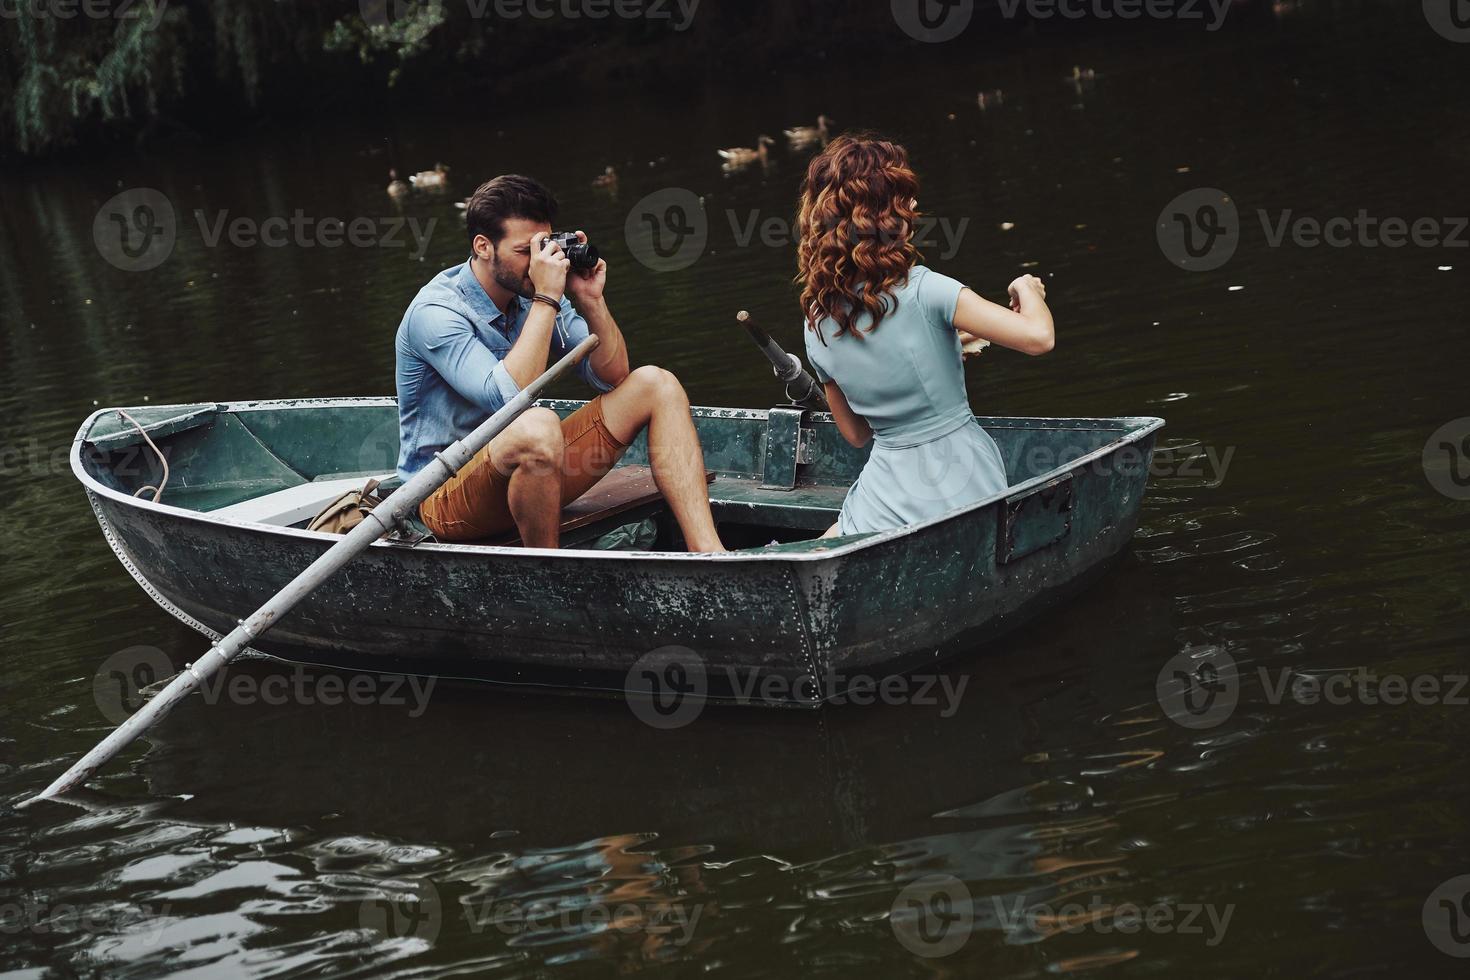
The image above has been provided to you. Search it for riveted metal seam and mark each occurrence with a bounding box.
[88,489,267,659]
[784,564,824,703]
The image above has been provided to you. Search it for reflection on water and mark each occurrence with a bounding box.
[3,1,1470,976]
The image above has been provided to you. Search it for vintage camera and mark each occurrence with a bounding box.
[540,232,600,271]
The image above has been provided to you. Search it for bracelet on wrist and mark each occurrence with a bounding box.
[532,293,561,311]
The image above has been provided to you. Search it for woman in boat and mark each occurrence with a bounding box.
[797,134,1056,537]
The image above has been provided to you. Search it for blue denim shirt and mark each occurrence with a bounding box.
[395,259,614,480]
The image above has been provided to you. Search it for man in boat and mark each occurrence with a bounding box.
[395,174,726,552]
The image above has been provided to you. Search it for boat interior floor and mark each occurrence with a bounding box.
[212,464,851,552]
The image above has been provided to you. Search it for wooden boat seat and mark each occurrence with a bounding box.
[477,464,714,547]
[209,474,395,526]
[706,477,849,531]
[206,465,714,543]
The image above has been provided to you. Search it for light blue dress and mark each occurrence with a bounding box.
[803,265,1010,535]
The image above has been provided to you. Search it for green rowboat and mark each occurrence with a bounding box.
[72,398,1163,704]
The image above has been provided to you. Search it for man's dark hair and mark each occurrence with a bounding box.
[465,174,559,247]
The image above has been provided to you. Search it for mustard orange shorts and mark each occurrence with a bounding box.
[419,397,628,542]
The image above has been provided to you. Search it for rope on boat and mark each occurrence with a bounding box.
[115,409,169,503]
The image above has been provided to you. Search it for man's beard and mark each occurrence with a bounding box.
[490,254,534,300]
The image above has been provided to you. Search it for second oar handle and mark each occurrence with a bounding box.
[736,311,829,412]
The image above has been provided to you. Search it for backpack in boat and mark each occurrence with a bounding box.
[306,478,385,535]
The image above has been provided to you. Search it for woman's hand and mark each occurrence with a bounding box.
[1008,274,1046,312]
[961,335,991,359]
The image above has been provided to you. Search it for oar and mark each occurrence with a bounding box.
[18,335,600,810]
[736,311,828,411]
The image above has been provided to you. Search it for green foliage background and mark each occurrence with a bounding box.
[0,0,898,159]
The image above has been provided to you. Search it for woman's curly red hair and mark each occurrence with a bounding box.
[796,134,922,342]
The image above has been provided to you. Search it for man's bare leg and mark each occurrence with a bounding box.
[600,365,725,553]
[491,407,565,548]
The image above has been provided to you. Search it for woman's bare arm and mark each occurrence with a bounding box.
[825,380,873,448]
[953,274,1055,356]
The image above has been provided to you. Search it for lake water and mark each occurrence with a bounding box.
[3,3,1469,976]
